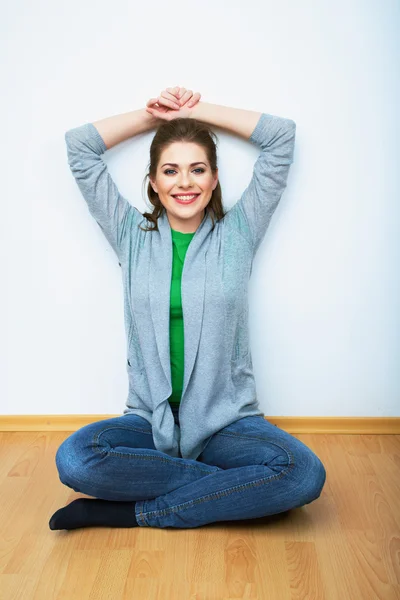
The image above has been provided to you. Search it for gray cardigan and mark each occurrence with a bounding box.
[64,112,296,460]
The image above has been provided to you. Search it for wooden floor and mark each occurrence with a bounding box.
[0,431,399,600]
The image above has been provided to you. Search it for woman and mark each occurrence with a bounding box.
[50,87,326,530]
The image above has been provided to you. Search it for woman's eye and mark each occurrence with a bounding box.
[164,168,205,175]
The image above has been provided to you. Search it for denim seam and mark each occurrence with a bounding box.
[92,427,292,473]
[58,470,108,494]
[93,425,152,440]
[138,456,295,526]
[91,427,214,474]
[101,451,216,475]
[58,459,213,496]
[136,503,148,526]
[92,431,290,469]
[210,432,294,460]
[59,470,151,499]
[213,430,288,444]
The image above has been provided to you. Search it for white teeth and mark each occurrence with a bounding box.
[175,194,198,201]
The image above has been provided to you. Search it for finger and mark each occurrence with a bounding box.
[188,92,201,107]
[159,91,180,109]
[163,89,181,104]
[158,97,179,110]
[169,86,188,101]
[179,89,193,104]
[166,87,182,100]
[146,106,164,119]
[175,86,186,98]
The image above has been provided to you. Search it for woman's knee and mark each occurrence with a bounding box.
[55,426,93,487]
[311,455,326,497]
[300,452,326,505]
[55,434,76,486]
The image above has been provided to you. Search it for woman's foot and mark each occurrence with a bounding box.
[49,498,138,530]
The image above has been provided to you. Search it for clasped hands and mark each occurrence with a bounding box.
[146,86,201,121]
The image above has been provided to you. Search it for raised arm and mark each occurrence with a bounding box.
[190,102,296,255]
[64,108,159,263]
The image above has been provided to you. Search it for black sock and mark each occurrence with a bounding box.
[49,498,138,530]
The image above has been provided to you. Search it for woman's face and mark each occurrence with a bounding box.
[150,141,218,233]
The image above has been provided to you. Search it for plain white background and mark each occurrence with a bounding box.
[2,0,399,416]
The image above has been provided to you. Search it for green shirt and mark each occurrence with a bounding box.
[168,227,196,406]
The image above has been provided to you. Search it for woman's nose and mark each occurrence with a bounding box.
[178,174,192,185]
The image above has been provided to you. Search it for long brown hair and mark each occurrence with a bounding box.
[139,118,226,232]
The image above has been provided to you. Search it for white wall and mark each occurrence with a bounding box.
[2,0,399,416]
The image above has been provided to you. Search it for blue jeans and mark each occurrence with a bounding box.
[55,405,326,529]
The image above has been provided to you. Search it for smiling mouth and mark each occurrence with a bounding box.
[171,194,200,204]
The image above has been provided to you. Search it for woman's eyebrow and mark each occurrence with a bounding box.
[161,162,207,167]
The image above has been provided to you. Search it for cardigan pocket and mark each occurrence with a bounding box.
[231,310,250,363]
[127,314,145,369]
[230,353,254,405]
[232,337,250,364]
[231,313,252,404]
[126,358,149,403]
[126,318,149,403]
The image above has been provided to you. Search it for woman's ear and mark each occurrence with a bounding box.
[149,177,157,194]
[212,168,219,191]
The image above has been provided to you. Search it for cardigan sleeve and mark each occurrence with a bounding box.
[225,112,296,255]
[64,123,143,263]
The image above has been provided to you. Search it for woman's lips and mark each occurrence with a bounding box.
[172,194,200,205]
